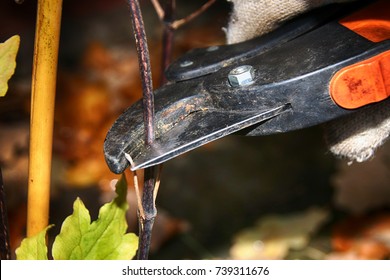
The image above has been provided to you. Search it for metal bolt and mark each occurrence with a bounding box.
[180,60,193,67]
[228,65,255,87]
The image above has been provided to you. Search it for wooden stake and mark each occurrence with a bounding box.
[27,0,63,237]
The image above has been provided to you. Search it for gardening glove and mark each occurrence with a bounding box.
[226,0,390,163]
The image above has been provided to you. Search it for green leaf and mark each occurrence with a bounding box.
[50,198,91,259]
[52,175,138,260]
[15,225,52,260]
[0,35,20,97]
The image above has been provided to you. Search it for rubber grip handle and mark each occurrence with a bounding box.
[339,0,390,42]
[330,50,390,109]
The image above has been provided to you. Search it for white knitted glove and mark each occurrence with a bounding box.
[226,0,354,44]
[226,0,390,163]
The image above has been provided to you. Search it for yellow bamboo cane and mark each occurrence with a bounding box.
[27,0,63,237]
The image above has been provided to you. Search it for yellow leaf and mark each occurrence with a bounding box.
[0,35,20,97]
[230,208,329,259]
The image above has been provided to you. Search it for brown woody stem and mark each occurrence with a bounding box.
[0,169,11,260]
[127,0,158,260]
[128,0,155,145]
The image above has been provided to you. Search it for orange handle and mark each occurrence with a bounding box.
[339,0,390,43]
[330,50,390,109]
[330,0,390,109]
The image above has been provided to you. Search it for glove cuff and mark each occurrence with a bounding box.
[226,0,354,44]
[325,99,390,163]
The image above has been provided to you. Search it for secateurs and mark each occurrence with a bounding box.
[104,0,390,173]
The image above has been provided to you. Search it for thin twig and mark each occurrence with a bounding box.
[152,0,217,83]
[151,0,217,31]
[171,0,216,30]
[150,0,164,20]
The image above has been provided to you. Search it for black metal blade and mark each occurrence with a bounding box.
[128,105,289,170]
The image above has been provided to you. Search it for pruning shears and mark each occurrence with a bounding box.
[104,0,390,173]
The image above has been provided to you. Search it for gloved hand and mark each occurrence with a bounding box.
[226,0,390,163]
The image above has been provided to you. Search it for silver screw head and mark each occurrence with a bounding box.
[228,65,255,87]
